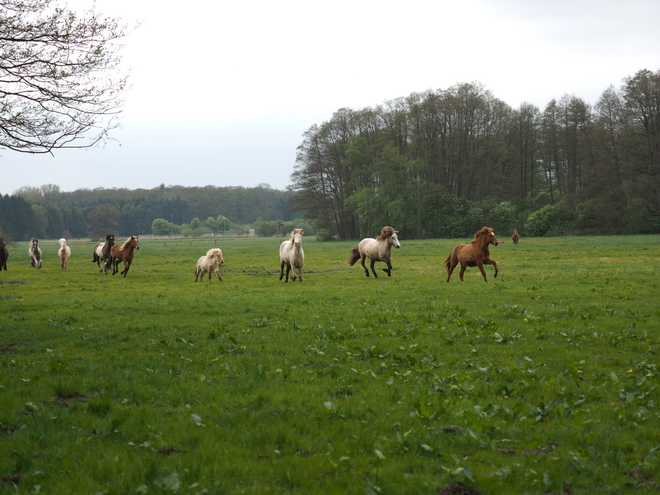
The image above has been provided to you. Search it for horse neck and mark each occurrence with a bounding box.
[473,237,490,255]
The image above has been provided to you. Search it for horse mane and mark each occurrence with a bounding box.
[118,236,133,252]
[376,226,395,241]
[288,228,303,245]
[471,227,493,245]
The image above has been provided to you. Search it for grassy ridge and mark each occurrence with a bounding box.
[1,235,659,494]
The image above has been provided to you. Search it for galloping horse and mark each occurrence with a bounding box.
[28,238,42,269]
[195,248,224,282]
[92,233,115,274]
[108,236,140,277]
[349,226,401,278]
[58,238,71,269]
[0,238,8,271]
[511,229,520,245]
[444,226,499,283]
[279,228,304,282]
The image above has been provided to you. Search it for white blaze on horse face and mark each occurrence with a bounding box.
[391,233,401,249]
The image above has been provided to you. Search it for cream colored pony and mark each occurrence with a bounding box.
[58,238,71,269]
[279,229,304,282]
[195,248,225,282]
[349,226,400,278]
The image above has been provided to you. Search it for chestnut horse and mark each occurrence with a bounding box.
[108,236,140,277]
[92,233,115,274]
[444,227,499,282]
[349,226,401,278]
[28,238,42,269]
[279,228,304,282]
[512,229,520,245]
[0,238,8,271]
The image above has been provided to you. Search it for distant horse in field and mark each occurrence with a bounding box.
[92,233,115,274]
[28,238,42,269]
[0,238,8,271]
[58,238,71,270]
[444,226,499,283]
[512,229,520,245]
[348,226,401,278]
[195,248,224,282]
[108,236,140,277]
[279,228,304,282]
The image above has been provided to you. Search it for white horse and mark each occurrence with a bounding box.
[28,238,42,269]
[279,228,304,282]
[349,226,401,278]
[195,248,225,282]
[58,238,71,270]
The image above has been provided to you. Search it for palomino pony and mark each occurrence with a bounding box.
[511,229,520,245]
[0,238,8,271]
[28,238,42,269]
[58,238,71,270]
[444,226,499,283]
[92,233,115,274]
[349,226,401,278]
[279,228,304,282]
[195,248,224,282]
[108,236,140,277]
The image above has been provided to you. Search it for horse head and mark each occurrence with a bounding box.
[478,227,499,246]
[133,236,140,250]
[378,226,400,248]
[291,229,303,247]
[59,238,67,246]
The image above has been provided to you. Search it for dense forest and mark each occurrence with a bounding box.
[0,184,298,241]
[291,68,660,239]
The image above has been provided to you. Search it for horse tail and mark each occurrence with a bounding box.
[348,246,360,266]
[443,254,452,271]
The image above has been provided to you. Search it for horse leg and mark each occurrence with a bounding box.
[384,261,393,277]
[360,255,370,277]
[279,261,286,281]
[458,263,468,281]
[370,259,379,278]
[195,268,200,282]
[284,262,291,282]
[446,259,456,282]
[477,262,488,282]
[484,259,498,279]
[121,260,131,277]
[215,267,222,281]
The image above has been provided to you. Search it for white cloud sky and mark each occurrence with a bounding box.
[2,0,659,194]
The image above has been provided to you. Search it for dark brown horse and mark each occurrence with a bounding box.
[92,233,115,274]
[108,236,140,277]
[444,227,499,283]
[512,229,520,245]
[0,238,8,271]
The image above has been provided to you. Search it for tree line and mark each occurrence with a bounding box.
[0,184,297,241]
[290,69,660,239]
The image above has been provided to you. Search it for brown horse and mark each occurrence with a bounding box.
[28,238,42,269]
[512,229,520,245]
[92,233,115,274]
[108,236,140,277]
[444,227,499,282]
[349,226,401,278]
[0,238,8,271]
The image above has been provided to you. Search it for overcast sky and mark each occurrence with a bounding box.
[2,0,659,195]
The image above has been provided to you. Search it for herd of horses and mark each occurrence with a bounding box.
[0,227,521,283]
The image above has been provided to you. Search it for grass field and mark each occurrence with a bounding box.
[1,234,659,494]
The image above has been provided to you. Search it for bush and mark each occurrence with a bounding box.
[316,228,333,242]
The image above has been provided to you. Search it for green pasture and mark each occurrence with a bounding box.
[1,235,659,494]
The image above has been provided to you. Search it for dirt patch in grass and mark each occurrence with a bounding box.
[52,393,87,408]
[436,481,481,495]
[1,473,21,486]
[0,426,17,437]
[0,343,20,355]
